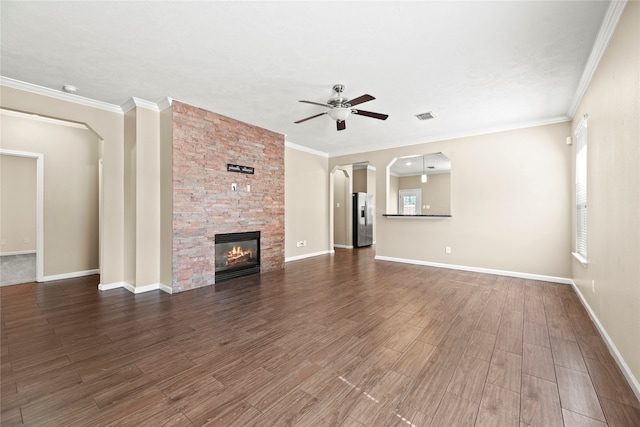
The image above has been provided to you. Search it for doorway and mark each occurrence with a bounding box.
[329,162,376,253]
[0,109,101,286]
[0,151,43,285]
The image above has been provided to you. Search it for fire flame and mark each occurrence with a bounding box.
[224,246,253,267]
[229,246,252,257]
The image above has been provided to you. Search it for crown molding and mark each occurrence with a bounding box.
[121,97,164,113]
[352,163,376,171]
[132,97,160,111]
[0,108,89,130]
[120,98,136,113]
[285,140,329,158]
[157,97,173,111]
[567,0,628,118]
[0,76,123,114]
[1,76,171,115]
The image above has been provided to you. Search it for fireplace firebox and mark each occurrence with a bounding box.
[214,231,260,282]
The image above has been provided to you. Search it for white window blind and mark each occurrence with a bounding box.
[575,117,588,259]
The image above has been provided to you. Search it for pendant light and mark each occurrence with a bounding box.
[421,155,427,183]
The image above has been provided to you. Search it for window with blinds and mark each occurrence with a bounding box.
[575,117,588,260]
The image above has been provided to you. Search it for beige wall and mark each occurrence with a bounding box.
[123,105,162,287]
[134,107,161,286]
[124,109,136,284]
[571,1,640,386]
[367,167,377,243]
[388,174,399,214]
[0,112,100,276]
[353,168,367,193]
[0,86,124,285]
[331,121,572,279]
[398,173,451,215]
[159,106,173,288]
[284,145,330,258]
[0,155,36,253]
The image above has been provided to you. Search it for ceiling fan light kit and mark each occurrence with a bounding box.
[295,84,388,131]
[327,107,351,121]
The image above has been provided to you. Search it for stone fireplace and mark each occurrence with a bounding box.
[215,231,260,282]
[171,101,284,293]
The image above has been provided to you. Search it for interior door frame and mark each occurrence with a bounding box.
[0,149,44,282]
[329,165,353,250]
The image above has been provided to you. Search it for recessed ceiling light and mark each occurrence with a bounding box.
[405,161,411,166]
[416,111,436,121]
[62,84,78,94]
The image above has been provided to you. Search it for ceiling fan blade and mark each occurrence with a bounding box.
[347,94,375,107]
[294,112,327,124]
[352,109,389,120]
[299,100,331,108]
[337,120,346,131]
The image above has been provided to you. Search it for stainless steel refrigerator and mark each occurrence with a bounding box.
[352,192,374,248]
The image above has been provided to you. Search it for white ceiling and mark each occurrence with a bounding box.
[390,152,451,177]
[1,1,612,156]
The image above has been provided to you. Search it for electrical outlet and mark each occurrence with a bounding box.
[303,240,307,247]
[246,184,251,192]
[232,183,237,192]
[445,246,451,254]
[592,279,595,293]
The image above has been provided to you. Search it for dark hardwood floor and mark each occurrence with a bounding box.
[1,248,639,426]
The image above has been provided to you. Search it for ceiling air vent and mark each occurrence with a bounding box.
[415,111,436,121]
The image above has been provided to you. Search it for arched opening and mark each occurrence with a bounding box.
[329,162,376,254]
[0,109,102,286]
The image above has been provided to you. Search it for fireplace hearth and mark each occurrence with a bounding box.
[215,231,260,282]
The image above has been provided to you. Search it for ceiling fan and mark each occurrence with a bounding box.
[295,84,389,131]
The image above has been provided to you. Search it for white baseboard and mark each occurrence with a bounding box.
[569,280,640,401]
[43,269,99,282]
[98,281,127,291]
[334,244,353,249]
[98,281,172,294]
[285,250,332,262]
[374,256,572,284]
[133,283,162,294]
[159,283,173,294]
[0,250,36,256]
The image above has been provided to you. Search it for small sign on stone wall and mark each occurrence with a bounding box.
[227,163,254,175]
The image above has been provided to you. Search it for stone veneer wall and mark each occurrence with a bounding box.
[171,101,285,293]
